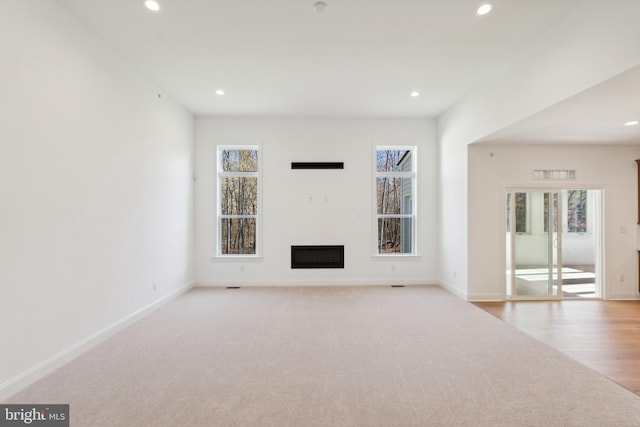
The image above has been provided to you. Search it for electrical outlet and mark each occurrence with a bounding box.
[153,282,157,291]
[620,275,625,282]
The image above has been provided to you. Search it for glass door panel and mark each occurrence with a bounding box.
[560,189,600,298]
[507,190,562,298]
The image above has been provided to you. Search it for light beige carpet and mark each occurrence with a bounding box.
[6,285,640,426]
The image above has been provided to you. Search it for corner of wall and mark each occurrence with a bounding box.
[435,280,468,301]
[0,283,194,402]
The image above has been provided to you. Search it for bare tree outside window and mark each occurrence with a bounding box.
[567,189,587,233]
[376,148,415,254]
[218,148,259,255]
[515,193,527,233]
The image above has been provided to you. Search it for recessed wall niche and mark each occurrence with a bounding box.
[291,162,344,169]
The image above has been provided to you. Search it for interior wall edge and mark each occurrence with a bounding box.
[433,280,469,301]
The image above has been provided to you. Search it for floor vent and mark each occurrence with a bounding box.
[226,286,241,289]
[391,285,405,288]
[291,245,344,269]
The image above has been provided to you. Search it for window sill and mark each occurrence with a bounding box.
[211,255,263,261]
[371,254,422,260]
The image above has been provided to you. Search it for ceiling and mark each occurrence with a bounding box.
[54,0,640,144]
[56,0,584,117]
[478,64,640,145]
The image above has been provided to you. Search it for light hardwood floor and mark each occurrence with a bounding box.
[474,300,640,396]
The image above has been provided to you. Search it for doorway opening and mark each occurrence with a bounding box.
[506,189,602,299]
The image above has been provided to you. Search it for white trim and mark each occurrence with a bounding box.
[194,279,437,287]
[216,145,262,257]
[376,172,414,178]
[373,146,418,255]
[210,255,263,261]
[371,254,422,260]
[467,293,514,301]
[435,279,468,300]
[0,283,193,401]
[219,171,259,178]
[606,293,640,300]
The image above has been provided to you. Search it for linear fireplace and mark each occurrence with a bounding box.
[291,245,344,269]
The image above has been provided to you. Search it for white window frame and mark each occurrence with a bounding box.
[374,146,418,256]
[216,145,261,257]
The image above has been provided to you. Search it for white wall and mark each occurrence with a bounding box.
[0,1,194,395]
[437,0,640,299]
[436,121,468,298]
[468,144,640,300]
[195,118,437,286]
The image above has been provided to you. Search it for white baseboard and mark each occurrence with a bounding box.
[194,278,438,287]
[435,279,468,300]
[605,292,640,300]
[0,283,194,401]
[466,293,505,302]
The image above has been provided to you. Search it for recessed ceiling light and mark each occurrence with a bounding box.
[215,89,225,96]
[624,120,639,126]
[144,0,160,12]
[314,2,327,13]
[477,3,493,15]
[410,91,420,97]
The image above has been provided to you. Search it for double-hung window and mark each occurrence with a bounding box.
[375,147,417,255]
[217,146,260,256]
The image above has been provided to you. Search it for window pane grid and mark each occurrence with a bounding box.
[376,149,413,172]
[218,146,259,256]
[220,218,257,255]
[375,147,416,255]
[377,177,413,215]
[221,149,258,172]
[377,217,414,254]
[220,176,257,215]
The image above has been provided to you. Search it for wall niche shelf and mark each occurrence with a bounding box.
[291,162,344,170]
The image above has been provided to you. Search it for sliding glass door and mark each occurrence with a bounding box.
[506,190,562,298]
[506,188,602,299]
